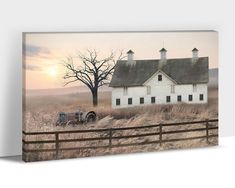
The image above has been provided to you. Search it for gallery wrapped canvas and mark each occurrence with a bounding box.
[22,31,218,162]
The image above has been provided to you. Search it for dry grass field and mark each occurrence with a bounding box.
[23,87,218,161]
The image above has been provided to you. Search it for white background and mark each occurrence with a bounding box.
[0,137,234,188]
[0,0,234,162]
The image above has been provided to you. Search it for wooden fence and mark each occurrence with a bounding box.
[23,119,218,158]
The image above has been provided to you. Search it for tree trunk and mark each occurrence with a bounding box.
[92,89,98,106]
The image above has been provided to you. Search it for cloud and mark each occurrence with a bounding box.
[24,44,51,57]
[24,64,42,71]
[23,44,58,72]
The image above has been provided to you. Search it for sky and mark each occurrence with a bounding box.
[24,31,218,90]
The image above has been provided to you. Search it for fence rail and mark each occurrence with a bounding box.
[23,119,218,158]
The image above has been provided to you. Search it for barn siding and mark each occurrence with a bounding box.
[111,72,207,108]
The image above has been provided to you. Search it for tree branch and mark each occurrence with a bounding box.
[62,49,125,106]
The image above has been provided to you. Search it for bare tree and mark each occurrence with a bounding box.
[63,50,124,106]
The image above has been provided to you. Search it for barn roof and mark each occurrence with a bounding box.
[109,57,209,87]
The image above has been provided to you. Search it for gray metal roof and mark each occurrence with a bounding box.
[109,57,209,87]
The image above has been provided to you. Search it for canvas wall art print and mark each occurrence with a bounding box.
[22,31,218,162]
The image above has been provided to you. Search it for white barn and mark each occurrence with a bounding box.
[109,48,209,108]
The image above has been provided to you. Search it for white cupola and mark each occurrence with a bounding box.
[159,48,167,69]
[192,48,199,64]
[159,48,167,60]
[126,50,136,66]
[127,49,134,61]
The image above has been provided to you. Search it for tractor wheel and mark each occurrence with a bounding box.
[85,112,96,123]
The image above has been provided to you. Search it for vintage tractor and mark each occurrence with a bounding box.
[56,110,97,126]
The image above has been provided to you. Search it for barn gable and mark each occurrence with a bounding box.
[143,70,177,86]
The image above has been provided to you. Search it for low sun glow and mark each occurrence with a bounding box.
[46,66,58,77]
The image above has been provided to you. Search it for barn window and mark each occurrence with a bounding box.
[140,97,144,104]
[193,84,197,92]
[171,85,175,93]
[166,96,171,103]
[128,98,132,105]
[147,86,151,95]
[188,95,193,101]
[158,74,162,81]
[116,99,120,106]
[177,95,182,102]
[151,97,155,104]
[123,87,128,96]
[199,94,204,101]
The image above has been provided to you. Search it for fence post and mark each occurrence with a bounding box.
[159,124,162,146]
[109,128,113,150]
[206,119,209,143]
[55,132,59,159]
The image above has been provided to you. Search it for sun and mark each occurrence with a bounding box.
[46,66,58,77]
